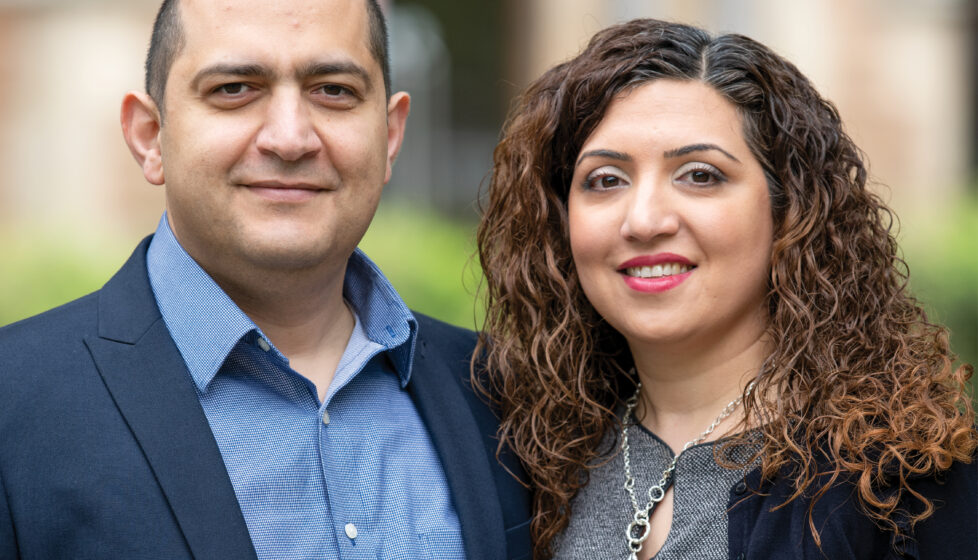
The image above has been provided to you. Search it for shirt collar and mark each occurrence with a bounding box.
[146,214,417,391]
[342,245,418,387]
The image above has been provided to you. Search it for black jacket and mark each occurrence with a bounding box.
[728,454,976,558]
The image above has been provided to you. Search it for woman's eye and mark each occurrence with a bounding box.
[583,167,629,191]
[676,164,726,186]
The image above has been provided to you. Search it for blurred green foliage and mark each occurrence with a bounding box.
[0,204,485,330]
[0,229,131,327]
[358,203,483,328]
[2,199,975,395]
[900,194,978,376]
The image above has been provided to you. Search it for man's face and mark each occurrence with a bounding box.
[156,0,405,282]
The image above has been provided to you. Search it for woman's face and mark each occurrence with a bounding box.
[568,79,773,355]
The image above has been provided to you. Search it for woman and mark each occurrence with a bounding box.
[477,19,976,560]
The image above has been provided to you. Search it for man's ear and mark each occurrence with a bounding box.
[383,91,411,184]
[121,91,165,186]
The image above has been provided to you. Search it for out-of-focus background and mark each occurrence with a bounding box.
[0,0,975,373]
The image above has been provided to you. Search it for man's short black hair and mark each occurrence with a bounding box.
[144,0,391,116]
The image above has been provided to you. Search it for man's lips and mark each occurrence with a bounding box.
[241,180,329,202]
[245,180,327,191]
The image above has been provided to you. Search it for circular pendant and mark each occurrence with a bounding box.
[627,518,650,551]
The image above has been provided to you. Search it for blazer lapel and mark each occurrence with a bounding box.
[85,238,257,560]
[407,332,508,560]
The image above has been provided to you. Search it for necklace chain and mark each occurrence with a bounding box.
[621,380,755,559]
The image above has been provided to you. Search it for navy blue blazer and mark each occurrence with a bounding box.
[727,453,977,558]
[0,237,531,560]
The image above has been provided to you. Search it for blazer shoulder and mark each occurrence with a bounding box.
[911,455,977,556]
[413,311,478,355]
[0,291,100,353]
[0,291,103,405]
[731,453,978,559]
[0,234,155,397]
[1,236,157,355]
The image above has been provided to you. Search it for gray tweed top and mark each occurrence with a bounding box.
[553,424,755,560]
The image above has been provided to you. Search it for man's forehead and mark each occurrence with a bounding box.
[180,0,367,21]
[177,0,372,51]
[170,0,378,79]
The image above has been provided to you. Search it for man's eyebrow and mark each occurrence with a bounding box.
[576,149,631,167]
[189,61,374,93]
[297,61,374,93]
[190,63,272,90]
[663,143,740,163]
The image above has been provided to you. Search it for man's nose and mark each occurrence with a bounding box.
[255,89,322,162]
[619,180,681,241]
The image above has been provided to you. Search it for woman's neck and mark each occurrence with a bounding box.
[629,330,771,453]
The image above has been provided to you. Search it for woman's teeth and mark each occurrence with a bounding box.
[624,263,691,278]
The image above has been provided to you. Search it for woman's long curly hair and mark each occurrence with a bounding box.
[475,18,976,559]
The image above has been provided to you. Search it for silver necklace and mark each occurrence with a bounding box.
[621,380,755,559]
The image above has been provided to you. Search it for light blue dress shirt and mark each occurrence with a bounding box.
[146,215,464,559]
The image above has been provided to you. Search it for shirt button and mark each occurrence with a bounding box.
[257,338,271,352]
[344,523,358,539]
[322,410,330,425]
[733,481,748,495]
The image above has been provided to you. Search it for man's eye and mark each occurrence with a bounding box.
[319,84,350,97]
[215,83,249,95]
[319,84,351,96]
[312,84,361,107]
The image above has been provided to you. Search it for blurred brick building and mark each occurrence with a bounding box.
[502,0,976,216]
[0,0,973,239]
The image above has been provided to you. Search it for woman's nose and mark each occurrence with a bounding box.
[619,181,681,241]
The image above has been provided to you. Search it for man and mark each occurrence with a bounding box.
[0,0,530,558]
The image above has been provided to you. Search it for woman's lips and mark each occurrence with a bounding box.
[620,268,693,293]
[617,253,695,293]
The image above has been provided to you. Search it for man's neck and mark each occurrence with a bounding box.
[215,264,356,401]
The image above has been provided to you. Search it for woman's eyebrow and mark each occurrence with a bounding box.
[575,149,631,167]
[663,143,740,163]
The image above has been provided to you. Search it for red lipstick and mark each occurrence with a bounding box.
[617,253,694,293]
